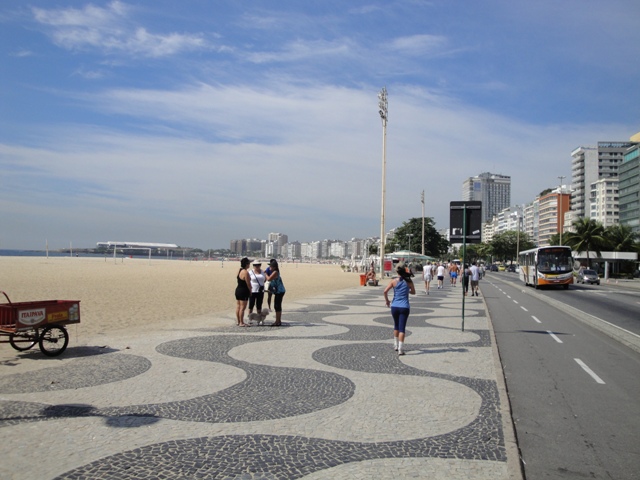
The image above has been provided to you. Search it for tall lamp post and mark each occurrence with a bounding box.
[407,233,414,252]
[558,176,565,245]
[421,190,425,255]
[378,87,388,276]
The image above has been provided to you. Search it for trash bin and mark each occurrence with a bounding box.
[360,274,366,286]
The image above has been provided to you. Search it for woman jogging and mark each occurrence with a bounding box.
[383,262,416,356]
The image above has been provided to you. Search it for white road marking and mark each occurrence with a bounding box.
[575,358,606,384]
[513,300,519,304]
[521,306,528,312]
[547,330,563,343]
[531,316,541,323]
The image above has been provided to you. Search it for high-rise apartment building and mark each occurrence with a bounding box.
[589,178,619,227]
[537,189,571,247]
[570,142,634,218]
[619,134,640,233]
[462,172,511,224]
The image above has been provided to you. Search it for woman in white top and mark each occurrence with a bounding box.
[248,261,266,314]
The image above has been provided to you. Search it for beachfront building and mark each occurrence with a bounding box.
[571,141,635,218]
[619,134,640,233]
[589,178,619,228]
[462,172,511,224]
[537,189,571,247]
[523,201,539,245]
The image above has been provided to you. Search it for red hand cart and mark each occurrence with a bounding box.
[0,291,80,356]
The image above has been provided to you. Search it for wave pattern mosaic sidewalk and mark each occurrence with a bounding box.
[0,285,515,479]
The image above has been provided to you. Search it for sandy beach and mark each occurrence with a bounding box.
[0,257,371,339]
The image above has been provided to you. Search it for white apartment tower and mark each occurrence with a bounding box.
[589,178,619,227]
[570,142,634,218]
[462,172,511,224]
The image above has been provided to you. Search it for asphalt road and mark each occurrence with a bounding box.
[482,273,640,479]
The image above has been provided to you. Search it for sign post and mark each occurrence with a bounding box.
[450,201,482,331]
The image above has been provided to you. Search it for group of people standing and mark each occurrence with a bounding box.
[235,257,285,327]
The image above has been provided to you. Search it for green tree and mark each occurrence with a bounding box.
[564,218,607,268]
[547,233,567,246]
[490,231,535,263]
[390,217,449,258]
[604,224,638,252]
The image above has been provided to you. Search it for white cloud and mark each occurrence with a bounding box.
[31,1,207,57]
[2,80,635,250]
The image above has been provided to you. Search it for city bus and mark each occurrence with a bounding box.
[518,246,574,289]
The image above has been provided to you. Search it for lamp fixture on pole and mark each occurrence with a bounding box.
[378,87,388,276]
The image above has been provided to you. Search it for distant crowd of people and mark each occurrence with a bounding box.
[418,261,484,296]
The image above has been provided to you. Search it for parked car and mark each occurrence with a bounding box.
[507,264,516,273]
[577,268,600,285]
[488,264,499,272]
[498,264,506,272]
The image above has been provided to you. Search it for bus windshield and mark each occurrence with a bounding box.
[537,248,572,274]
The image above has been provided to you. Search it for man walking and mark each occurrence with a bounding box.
[470,261,480,296]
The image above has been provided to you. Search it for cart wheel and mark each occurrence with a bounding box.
[9,331,38,351]
[39,325,69,356]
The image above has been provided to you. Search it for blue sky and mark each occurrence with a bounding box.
[1,0,639,250]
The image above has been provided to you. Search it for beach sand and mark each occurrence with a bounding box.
[0,257,372,339]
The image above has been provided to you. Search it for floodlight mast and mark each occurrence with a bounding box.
[378,87,388,276]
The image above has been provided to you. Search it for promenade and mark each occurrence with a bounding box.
[0,282,522,479]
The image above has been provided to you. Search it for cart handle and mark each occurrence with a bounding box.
[0,291,12,305]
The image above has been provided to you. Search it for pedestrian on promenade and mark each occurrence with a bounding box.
[436,262,446,289]
[266,259,286,326]
[462,264,470,296]
[423,261,434,294]
[449,262,459,286]
[248,261,266,315]
[264,258,276,310]
[383,262,416,356]
[470,261,481,296]
[235,257,252,327]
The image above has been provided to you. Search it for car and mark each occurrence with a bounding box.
[488,264,499,272]
[577,268,600,285]
[507,264,516,273]
[498,265,506,272]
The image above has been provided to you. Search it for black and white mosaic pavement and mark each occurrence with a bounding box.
[0,285,509,479]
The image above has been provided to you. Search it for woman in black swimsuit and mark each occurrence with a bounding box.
[235,257,252,327]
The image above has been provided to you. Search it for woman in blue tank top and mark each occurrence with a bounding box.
[383,262,416,355]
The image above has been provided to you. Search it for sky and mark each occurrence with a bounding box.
[1,0,639,250]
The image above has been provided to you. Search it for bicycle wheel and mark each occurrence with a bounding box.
[39,325,69,356]
[9,330,38,351]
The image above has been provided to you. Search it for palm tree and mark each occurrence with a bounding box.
[564,218,607,268]
[604,224,638,252]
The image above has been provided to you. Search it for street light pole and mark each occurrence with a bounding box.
[558,175,565,245]
[421,190,425,255]
[407,233,414,252]
[378,87,388,276]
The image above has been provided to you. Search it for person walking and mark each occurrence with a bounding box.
[383,262,416,356]
[448,262,459,286]
[234,257,252,327]
[470,261,481,296]
[462,263,470,296]
[436,262,446,289]
[266,259,286,326]
[248,261,266,315]
[423,261,434,294]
